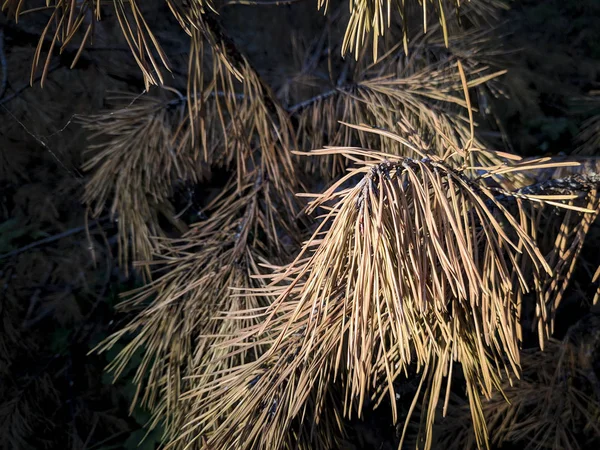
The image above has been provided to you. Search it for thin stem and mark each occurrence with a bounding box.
[287,88,341,113]
[0,216,110,260]
[0,63,62,105]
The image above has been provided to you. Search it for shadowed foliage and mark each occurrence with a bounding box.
[436,315,600,450]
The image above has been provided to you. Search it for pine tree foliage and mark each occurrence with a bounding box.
[317,0,507,60]
[2,1,600,450]
[292,33,508,179]
[77,2,302,268]
[80,91,209,274]
[174,124,598,450]
[437,316,600,450]
[94,164,303,441]
[2,0,172,87]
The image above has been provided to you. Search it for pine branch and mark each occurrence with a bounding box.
[183,125,600,450]
[199,9,286,119]
[287,87,341,113]
[2,0,170,88]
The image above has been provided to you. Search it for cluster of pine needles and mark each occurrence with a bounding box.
[437,314,600,450]
[2,0,600,449]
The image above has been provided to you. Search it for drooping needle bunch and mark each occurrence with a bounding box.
[80,3,315,448]
[175,124,599,449]
[437,315,600,450]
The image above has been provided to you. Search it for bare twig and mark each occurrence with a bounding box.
[0,216,110,261]
[0,103,84,181]
[287,87,341,113]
